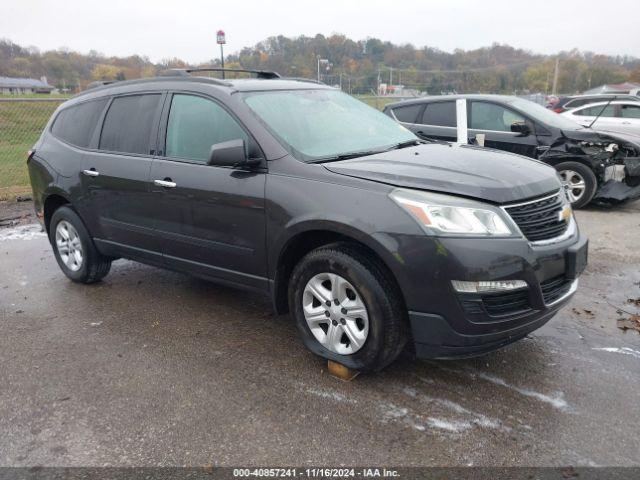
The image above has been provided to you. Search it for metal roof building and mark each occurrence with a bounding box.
[0,76,54,94]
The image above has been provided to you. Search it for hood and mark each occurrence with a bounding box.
[561,127,640,148]
[323,143,561,204]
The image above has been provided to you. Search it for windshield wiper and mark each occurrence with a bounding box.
[311,150,382,163]
[311,139,425,164]
[384,139,426,151]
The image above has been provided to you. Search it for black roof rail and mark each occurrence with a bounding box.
[86,80,116,90]
[162,68,281,79]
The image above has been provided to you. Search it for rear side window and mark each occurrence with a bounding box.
[51,98,108,148]
[165,94,249,163]
[391,104,422,123]
[99,94,161,154]
[419,102,456,127]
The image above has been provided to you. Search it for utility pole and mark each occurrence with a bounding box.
[389,67,393,86]
[551,58,560,95]
[217,30,226,79]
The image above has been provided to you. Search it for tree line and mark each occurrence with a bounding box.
[1,34,639,95]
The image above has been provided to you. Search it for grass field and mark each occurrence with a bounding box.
[355,95,403,110]
[0,99,65,198]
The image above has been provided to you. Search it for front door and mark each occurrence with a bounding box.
[150,92,268,291]
[81,92,164,261]
[467,100,539,158]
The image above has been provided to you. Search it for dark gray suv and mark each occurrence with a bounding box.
[27,69,588,371]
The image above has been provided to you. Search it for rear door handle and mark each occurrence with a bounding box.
[154,179,177,188]
[82,169,99,177]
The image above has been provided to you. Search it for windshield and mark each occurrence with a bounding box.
[242,89,416,162]
[508,98,584,131]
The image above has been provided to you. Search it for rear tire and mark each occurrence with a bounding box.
[554,161,597,209]
[288,242,408,372]
[49,206,111,283]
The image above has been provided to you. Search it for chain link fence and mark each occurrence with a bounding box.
[0,98,66,200]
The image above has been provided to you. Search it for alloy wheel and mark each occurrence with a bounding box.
[55,220,84,272]
[302,272,369,355]
[558,169,586,204]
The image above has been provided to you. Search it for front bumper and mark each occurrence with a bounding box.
[387,230,588,360]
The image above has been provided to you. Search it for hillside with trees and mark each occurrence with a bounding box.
[2,34,639,94]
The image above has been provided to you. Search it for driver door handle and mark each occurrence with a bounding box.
[154,179,177,188]
[82,169,100,177]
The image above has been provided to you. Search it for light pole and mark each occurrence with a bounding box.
[317,55,329,82]
[217,30,226,79]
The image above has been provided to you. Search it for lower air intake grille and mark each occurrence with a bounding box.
[541,275,573,305]
[504,192,568,242]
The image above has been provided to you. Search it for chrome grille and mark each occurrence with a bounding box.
[504,192,568,242]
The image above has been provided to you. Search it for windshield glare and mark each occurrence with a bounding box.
[243,89,416,161]
[509,98,583,130]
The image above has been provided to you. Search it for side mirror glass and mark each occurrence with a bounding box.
[510,122,530,136]
[207,139,257,168]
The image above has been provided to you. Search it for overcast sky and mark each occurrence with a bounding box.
[3,0,638,62]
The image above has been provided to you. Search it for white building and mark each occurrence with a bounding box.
[0,76,54,95]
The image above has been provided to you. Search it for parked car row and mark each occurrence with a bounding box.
[30,70,589,372]
[383,95,640,207]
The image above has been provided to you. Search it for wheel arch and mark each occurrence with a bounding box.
[270,220,408,315]
[42,188,72,235]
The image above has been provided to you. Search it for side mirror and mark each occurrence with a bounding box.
[207,139,260,168]
[510,122,530,136]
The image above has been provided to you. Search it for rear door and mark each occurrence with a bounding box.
[618,103,640,134]
[409,100,458,142]
[150,92,268,290]
[467,100,538,158]
[81,92,164,261]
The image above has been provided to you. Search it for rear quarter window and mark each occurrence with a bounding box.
[50,98,108,148]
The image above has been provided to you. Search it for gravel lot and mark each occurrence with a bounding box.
[0,200,639,467]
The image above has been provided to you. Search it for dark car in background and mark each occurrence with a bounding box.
[550,94,640,113]
[28,71,587,372]
[384,95,640,208]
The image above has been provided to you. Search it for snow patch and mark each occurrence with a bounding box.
[426,417,472,433]
[593,347,640,359]
[0,224,45,242]
[306,388,357,404]
[476,372,568,411]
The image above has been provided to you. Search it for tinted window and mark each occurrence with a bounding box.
[420,102,456,127]
[99,94,160,154]
[575,105,616,117]
[620,104,640,119]
[51,99,108,148]
[165,94,249,163]
[391,104,422,123]
[470,102,525,132]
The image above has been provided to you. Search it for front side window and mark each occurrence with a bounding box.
[165,94,249,163]
[470,102,525,132]
[51,98,108,148]
[420,102,456,127]
[243,89,415,162]
[99,94,161,154]
[620,104,640,119]
[575,105,616,117]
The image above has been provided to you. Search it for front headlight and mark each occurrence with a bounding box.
[389,188,517,237]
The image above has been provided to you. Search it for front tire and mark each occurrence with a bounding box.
[288,243,408,372]
[555,161,597,209]
[50,206,112,283]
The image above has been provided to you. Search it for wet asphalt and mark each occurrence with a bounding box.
[0,201,639,467]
